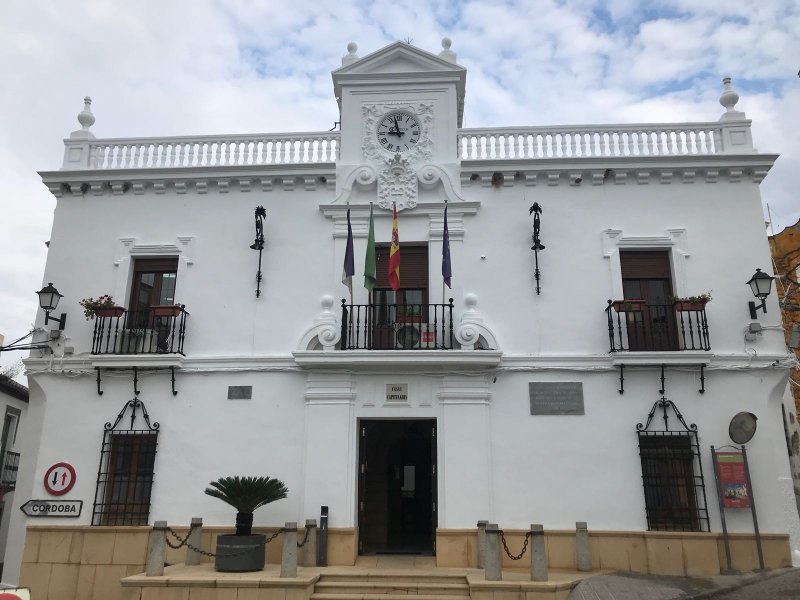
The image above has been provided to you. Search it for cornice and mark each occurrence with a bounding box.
[22,351,790,375]
[460,153,779,188]
[319,201,480,219]
[39,164,337,197]
[292,350,503,370]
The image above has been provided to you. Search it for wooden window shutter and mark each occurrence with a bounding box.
[375,244,429,288]
[620,251,671,279]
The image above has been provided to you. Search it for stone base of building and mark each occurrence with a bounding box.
[18,525,792,600]
[436,528,792,574]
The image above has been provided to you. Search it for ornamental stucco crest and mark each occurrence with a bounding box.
[362,102,434,210]
[378,153,417,210]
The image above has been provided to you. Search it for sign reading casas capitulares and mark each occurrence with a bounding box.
[20,499,82,517]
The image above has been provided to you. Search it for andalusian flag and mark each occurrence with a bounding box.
[388,203,401,292]
[342,208,355,296]
[364,204,376,291]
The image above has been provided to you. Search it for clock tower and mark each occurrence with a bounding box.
[331,40,466,209]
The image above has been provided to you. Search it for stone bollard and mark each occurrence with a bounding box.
[185,517,203,566]
[146,521,168,576]
[301,519,318,567]
[281,522,298,578]
[476,520,488,569]
[529,524,547,582]
[576,521,591,572]
[484,523,502,581]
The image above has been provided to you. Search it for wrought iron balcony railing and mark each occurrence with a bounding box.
[91,306,189,355]
[607,300,710,352]
[1,451,20,490]
[340,300,454,350]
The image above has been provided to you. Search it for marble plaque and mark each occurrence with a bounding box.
[529,382,584,415]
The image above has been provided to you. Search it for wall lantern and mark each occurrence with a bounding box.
[36,282,67,330]
[746,268,775,319]
[249,206,266,298]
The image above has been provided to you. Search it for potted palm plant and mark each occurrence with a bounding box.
[204,475,288,572]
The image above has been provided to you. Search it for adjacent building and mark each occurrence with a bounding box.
[0,375,27,579]
[6,40,799,596]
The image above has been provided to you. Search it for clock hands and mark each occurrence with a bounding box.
[392,116,404,138]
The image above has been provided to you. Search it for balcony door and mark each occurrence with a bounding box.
[372,245,428,349]
[128,257,178,325]
[620,251,677,351]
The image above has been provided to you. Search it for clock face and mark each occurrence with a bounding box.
[376,111,421,153]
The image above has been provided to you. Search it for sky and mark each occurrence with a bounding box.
[1,0,799,377]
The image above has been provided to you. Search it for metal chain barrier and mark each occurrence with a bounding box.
[165,524,197,550]
[499,530,531,560]
[296,526,311,548]
[165,525,284,558]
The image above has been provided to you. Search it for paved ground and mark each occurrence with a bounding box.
[568,569,800,600]
[704,568,800,599]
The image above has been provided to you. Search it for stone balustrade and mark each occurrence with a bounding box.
[458,123,729,160]
[64,132,340,170]
[61,124,757,170]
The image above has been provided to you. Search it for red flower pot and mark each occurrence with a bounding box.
[611,299,646,312]
[94,306,125,318]
[149,305,183,317]
[674,300,707,311]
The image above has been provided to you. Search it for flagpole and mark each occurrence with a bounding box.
[442,200,448,305]
[348,202,353,307]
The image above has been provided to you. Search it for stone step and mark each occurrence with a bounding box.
[318,574,466,585]
[312,594,470,600]
[314,582,470,595]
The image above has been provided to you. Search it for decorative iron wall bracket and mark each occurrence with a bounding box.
[529,203,544,295]
[94,366,180,396]
[250,206,266,297]
[616,363,708,395]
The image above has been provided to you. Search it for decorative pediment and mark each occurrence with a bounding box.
[333,41,465,77]
[332,42,466,126]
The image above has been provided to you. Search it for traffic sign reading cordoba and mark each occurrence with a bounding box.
[20,499,82,517]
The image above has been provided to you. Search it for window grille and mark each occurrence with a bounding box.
[636,398,709,532]
[92,398,159,526]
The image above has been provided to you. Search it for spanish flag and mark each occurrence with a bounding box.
[388,203,400,292]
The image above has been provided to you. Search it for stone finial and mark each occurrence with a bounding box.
[439,37,457,63]
[70,96,96,140]
[342,42,359,66]
[719,76,745,121]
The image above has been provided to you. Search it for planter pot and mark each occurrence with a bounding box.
[611,299,646,312]
[149,305,183,317]
[674,301,707,311]
[94,306,125,318]
[214,534,266,572]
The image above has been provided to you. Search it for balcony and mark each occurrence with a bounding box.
[1,451,19,490]
[340,300,454,350]
[607,300,710,353]
[91,306,189,355]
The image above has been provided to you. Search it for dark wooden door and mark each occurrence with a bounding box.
[358,420,436,554]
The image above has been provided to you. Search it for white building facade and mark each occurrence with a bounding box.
[6,41,799,588]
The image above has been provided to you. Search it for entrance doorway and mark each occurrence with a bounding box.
[358,419,437,555]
